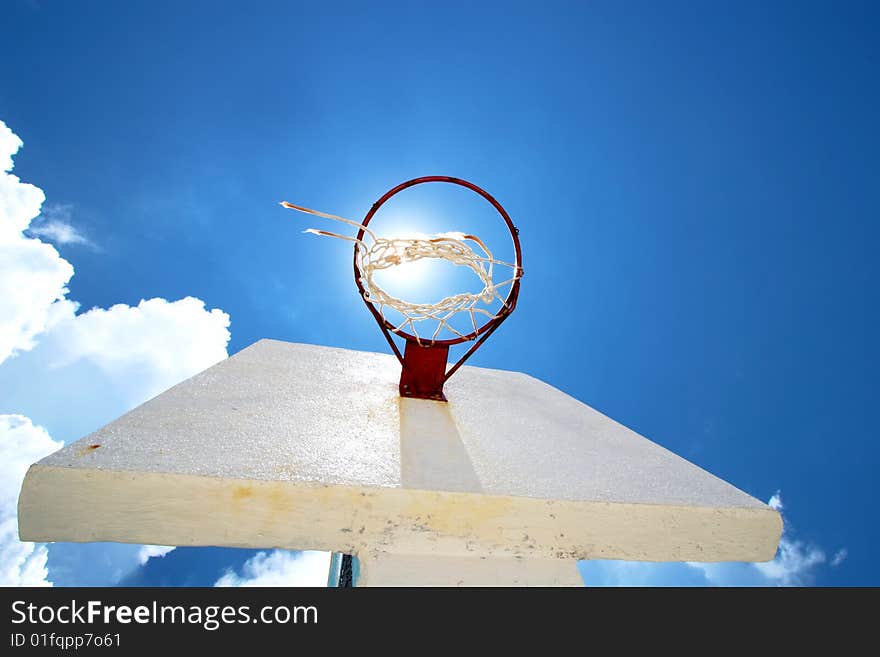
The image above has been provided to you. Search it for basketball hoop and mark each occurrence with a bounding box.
[282,176,523,401]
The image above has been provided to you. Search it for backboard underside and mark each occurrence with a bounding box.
[18,339,781,565]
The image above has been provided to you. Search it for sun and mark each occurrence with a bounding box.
[370,246,433,297]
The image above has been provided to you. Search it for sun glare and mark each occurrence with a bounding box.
[371,246,434,298]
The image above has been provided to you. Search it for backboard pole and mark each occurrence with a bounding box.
[327,553,358,587]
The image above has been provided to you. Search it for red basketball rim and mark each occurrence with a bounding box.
[353,176,523,347]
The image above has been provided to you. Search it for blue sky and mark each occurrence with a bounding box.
[0,0,877,586]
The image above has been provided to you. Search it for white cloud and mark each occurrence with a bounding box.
[0,120,23,176]
[0,119,232,586]
[691,536,826,587]
[581,491,841,587]
[0,121,74,365]
[27,204,94,247]
[215,551,332,587]
[747,491,827,586]
[25,296,231,410]
[137,545,176,565]
[28,220,87,245]
[0,415,63,586]
[830,549,848,567]
[750,538,825,586]
[0,296,231,446]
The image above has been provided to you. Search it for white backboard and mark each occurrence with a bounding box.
[19,339,781,568]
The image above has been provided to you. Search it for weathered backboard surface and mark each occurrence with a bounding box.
[18,339,781,584]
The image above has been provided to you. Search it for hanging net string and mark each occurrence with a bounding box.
[280,201,521,344]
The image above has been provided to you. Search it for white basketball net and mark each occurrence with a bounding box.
[281,201,521,344]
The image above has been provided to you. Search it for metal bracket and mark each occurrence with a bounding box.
[399,341,450,402]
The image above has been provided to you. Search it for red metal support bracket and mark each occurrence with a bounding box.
[399,341,450,401]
